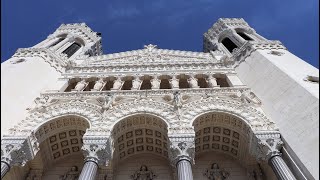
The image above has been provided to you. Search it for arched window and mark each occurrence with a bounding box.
[221,37,238,53]
[62,42,81,58]
[237,32,252,41]
[49,38,65,47]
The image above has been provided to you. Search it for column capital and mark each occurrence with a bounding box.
[1,137,35,167]
[168,134,195,166]
[81,136,111,166]
[253,132,283,161]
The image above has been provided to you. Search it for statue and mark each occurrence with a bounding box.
[132,77,142,90]
[206,75,218,88]
[188,76,199,88]
[131,165,156,180]
[60,166,79,180]
[93,78,105,91]
[74,80,87,91]
[169,76,179,89]
[112,77,123,90]
[151,77,161,89]
[204,163,230,180]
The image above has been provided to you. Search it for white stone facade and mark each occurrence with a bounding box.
[1,19,318,180]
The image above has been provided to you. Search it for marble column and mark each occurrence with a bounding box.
[51,36,72,51]
[78,160,98,180]
[177,159,193,180]
[269,155,296,180]
[1,161,10,179]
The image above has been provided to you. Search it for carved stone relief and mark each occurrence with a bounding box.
[131,165,157,180]
[204,163,230,180]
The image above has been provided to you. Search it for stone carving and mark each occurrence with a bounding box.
[112,77,123,90]
[188,76,199,88]
[206,75,218,87]
[59,166,79,180]
[132,76,142,90]
[204,163,230,180]
[268,50,285,56]
[131,165,157,180]
[237,91,261,105]
[253,132,283,161]
[81,137,111,165]
[74,79,88,91]
[92,78,105,91]
[26,169,43,180]
[169,135,195,166]
[1,137,34,167]
[169,76,179,89]
[151,76,161,89]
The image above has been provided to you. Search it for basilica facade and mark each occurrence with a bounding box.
[1,18,318,180]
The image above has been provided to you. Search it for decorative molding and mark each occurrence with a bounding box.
[168,134,195,166]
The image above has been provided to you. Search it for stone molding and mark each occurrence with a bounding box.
[12,48,72,72]
[251,131,283,161]
[231,40,287,68]
[168,134,195,166]
[81,136,111,166]
[1,137,35,167]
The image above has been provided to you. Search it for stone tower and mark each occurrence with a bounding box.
[1,19,318,180]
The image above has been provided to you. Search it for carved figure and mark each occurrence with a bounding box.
[60,166,79,180]
[74,80,87,91]
[132,77,142,90]
[112,78,123,90]
[206,76,218,87]
[169,76,179,89]
[188,76,199,88]
[204,163,230,180]
[151,77,161,89]
[93,78,105,91]
[131,165,156,180]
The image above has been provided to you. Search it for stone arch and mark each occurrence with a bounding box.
[110,113,171,169]
[182,97,278,132]
[95,100,177,135]
[7,101,102,137]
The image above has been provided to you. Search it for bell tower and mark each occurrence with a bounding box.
[1,23,103,136]
[204,18,319,180]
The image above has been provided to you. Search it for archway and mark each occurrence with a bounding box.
[111,114,174,180]
[192,112,277,179]
[27,115,90,179]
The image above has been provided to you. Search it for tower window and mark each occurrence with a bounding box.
[62,42,81,58]
[237,32,252,41]
[49,38,64,47]
[221,38,238,53]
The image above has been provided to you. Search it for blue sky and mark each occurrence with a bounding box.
[1,0,319,68]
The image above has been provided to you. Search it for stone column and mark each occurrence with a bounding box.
[255,132,296,180]
[269,155,296,180]
[177,159,193,180]
[79,136,111,180]
[232,29,247,44]
[51,35,74,51]
[1,162,10,179]
[169,134,195,180]
[79,160,99,180]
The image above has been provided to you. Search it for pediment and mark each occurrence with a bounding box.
[78,44,223,66]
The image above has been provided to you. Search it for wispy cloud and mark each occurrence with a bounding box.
[106,4,141,20]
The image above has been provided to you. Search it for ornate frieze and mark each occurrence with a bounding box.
[168,134,195,166]
[12,47,72,72]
